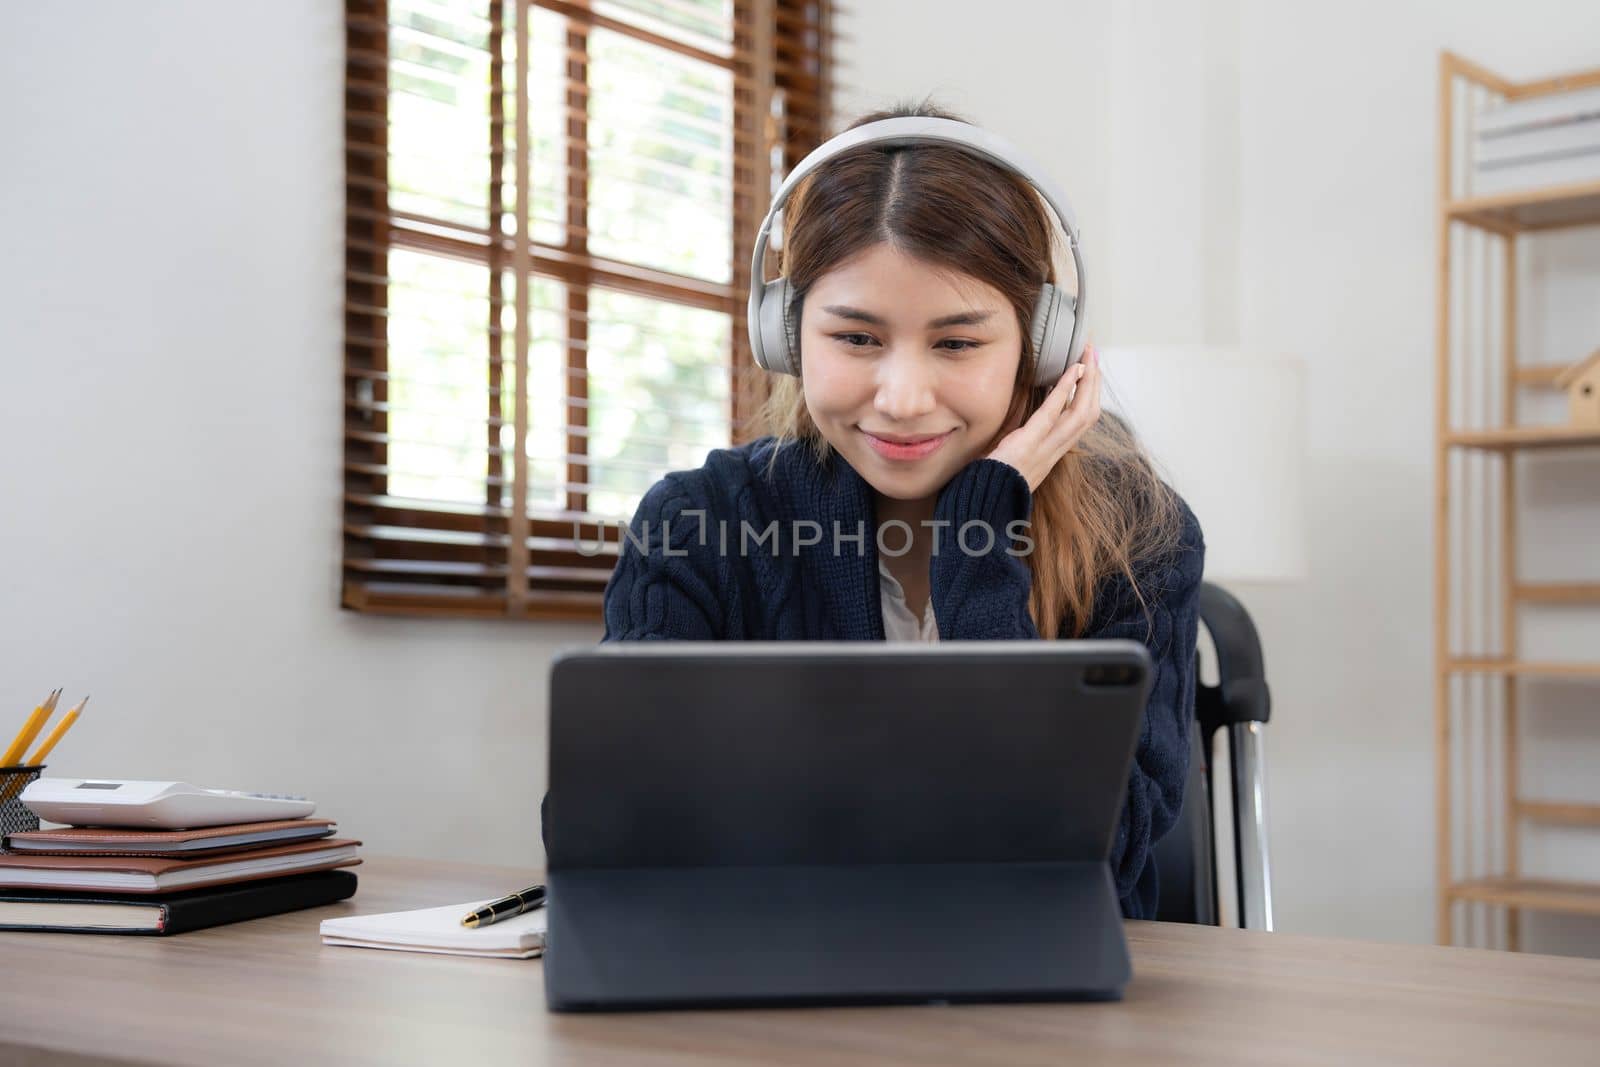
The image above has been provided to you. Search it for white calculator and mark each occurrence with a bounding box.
[19,779,318,829]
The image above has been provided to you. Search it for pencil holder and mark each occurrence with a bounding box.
[0,765,45,848]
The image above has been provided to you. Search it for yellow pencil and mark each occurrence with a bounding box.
[17,688,62,759]
[27,695,87,766]
[2,689,60,767]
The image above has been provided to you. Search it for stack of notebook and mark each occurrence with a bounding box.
[1473,83,1600,197]
[0,819,361,934]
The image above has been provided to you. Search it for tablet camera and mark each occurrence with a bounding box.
[1081,664,1139,688]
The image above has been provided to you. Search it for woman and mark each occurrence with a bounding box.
[596,104,1205,920]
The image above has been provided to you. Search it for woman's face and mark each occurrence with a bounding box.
[799,242,1024,506]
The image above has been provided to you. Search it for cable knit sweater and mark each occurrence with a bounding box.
[570,434,1205,919]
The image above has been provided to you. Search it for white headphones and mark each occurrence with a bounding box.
[746,116,1087,387]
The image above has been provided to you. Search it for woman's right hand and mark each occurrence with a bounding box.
[985,343,1102,492]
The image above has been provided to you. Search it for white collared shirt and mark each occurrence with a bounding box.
[878,557,939,642]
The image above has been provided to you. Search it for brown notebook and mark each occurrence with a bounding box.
[3,819,338,857]
[0,838,362,894]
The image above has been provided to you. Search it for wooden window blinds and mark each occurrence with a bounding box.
[343,0,834,619]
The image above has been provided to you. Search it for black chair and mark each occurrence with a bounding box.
[1153,582,1275,929]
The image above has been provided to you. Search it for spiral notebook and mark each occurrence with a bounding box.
[320,897,546,959]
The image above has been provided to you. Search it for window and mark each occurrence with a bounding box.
[343,0,834,618]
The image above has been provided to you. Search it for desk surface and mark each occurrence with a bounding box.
[2,855,1599,1066]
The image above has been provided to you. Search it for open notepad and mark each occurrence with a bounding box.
[319,898,546,959]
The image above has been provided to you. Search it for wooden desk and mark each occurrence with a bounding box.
[2,855,1598,1066]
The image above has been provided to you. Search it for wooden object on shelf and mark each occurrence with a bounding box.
[1555,348,1600,428]
[1435,51,1600,955]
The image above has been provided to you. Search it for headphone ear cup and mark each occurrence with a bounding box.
[757,277,799,376]
[1029,283,1078,387]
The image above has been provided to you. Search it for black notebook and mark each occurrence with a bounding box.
[0,869,358,935]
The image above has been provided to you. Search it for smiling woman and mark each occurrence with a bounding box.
[799,243,1024,531]
[592,103,1208,921]
[760,104,1194,644]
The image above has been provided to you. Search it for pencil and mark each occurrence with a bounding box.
[2,689,60,767]
[0,690,65,805]
[0,695,83,806]
[27,695,87,765]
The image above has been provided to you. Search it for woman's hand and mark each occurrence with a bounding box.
[986,343,1102,492]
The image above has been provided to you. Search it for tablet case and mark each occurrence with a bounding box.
[544,641,1151,1011]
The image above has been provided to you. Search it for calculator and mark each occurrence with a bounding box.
[19,779,317,829]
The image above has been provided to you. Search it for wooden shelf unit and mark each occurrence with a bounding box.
[1445,426,1600,450]
[1515,582,1600,604]
[1445,659,1600,680]
[1434,52,1600,953]
[1450,877,1600,918]
[1512,364,1571,388]
[1516,801,1600,827]
[1445,181,1600,233]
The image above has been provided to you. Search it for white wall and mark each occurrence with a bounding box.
[0,1,600,870]
[1230,0,1600,954]
[1104,0,1243,346]
[832,1,1117,333]
[835,0,1600,953]
[3,0,1597,951]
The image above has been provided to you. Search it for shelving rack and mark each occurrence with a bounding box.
[1435,52,1600,949]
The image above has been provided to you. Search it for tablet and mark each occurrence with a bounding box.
[544,640,1152,1011]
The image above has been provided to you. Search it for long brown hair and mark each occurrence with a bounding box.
[755,102,1188,639]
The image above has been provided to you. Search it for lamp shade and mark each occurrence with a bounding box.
[1098,346,1307,584]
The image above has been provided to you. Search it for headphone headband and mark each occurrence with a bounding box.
[747,116,1087,379]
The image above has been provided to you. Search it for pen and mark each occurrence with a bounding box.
[460,884,546,928]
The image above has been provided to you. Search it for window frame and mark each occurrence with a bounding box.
[341,0,834,620]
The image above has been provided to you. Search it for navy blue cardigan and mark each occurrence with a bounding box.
[584,435,1205,919]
